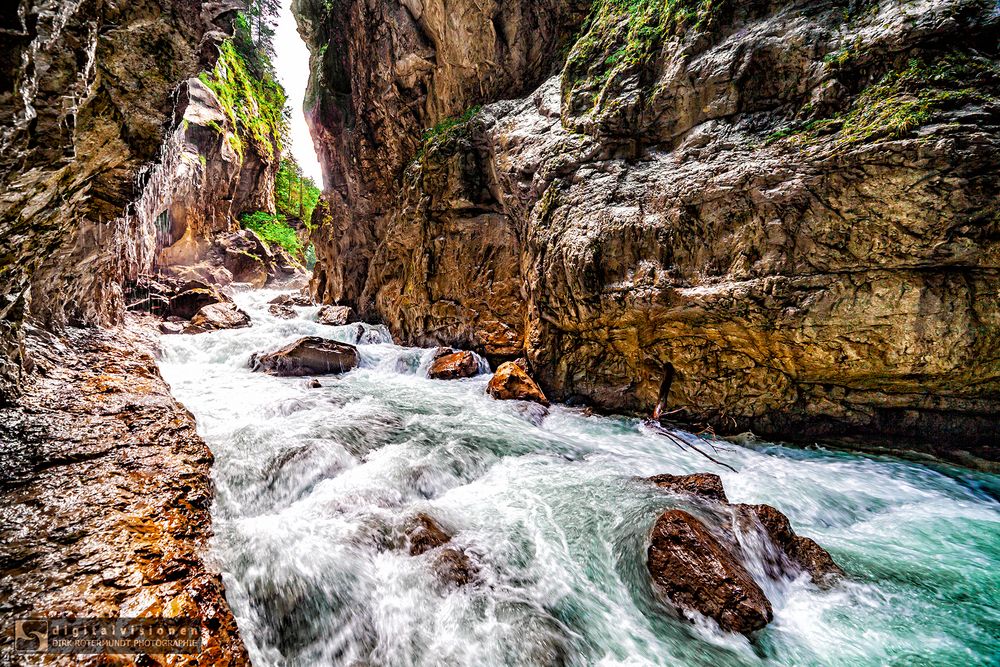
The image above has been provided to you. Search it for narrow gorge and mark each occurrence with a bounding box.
[0,0,998,665]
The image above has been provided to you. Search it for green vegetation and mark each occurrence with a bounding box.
[769,54,999,147]
[240,211,303,258]
[275,158,322,227]
[198,14,288,160]
[415,105,482,160]
[563,0,731,108]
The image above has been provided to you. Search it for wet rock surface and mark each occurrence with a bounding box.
[250,337,359,376]
[427,349,481,380]
[269,303,298,319]
[737,503,845,589]
[648,509,773,635]
[487,362,549,406]
[402,514,478,588]
[188,302,253,333]
[0,317,249,665]
[646,473,729,504]
[645,473,843,634]
[316,304,359,326]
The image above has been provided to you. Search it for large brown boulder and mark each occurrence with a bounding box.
[249,337,359,376]
[648,510,773,635]
[428,349,480,380]
[316,305,359,326]
[486,361,549,406]
[187,303,252,333]
[646,473,728,503]
[169,287,230,320]
[737,504,845,589]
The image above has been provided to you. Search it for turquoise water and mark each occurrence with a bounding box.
[158,290,1000,666]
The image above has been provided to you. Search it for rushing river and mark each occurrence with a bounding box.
[158,289,1000,667]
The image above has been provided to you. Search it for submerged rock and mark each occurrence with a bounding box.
[270,293,312,307]
[268,303,298,320]
[405,513,453,556]
[647,510,773,635]
[428,349,481,380]
[737,504,845,589]
[646,473,729,503]
[249,337,359,376]
[187,303,252,333]
[487,361,549,406]
[433,548,479,588]
[317,305,360,326]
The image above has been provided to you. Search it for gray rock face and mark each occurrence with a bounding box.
[296,0,1000,454]
[250,336,360,376]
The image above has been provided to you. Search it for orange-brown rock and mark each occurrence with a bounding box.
[405,513,453,556]
[646,473,728,503]
[487,362,549,406]
[0,317,249,665]
[648,510,772,635]
[428,349,480,380]
[433,548,479,588]
[250,337,359,376]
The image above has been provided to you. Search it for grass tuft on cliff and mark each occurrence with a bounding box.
[414,105,483,161]
[198,13,288,160]
[562,0,731,113]
[768,53,1000,147]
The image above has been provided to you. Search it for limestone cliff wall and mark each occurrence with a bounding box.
[299,0,1000,452]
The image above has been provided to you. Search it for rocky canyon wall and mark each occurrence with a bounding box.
[0,0,235,400]
[298,0,1000,455]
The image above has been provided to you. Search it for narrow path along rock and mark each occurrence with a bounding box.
[249,336,359,376]
[487,361,549,406]
[428,348,481,380]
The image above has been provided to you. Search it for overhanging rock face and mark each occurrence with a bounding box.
[296,0,1000,454]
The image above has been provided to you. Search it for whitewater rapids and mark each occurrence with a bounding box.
[158,289,1000,666]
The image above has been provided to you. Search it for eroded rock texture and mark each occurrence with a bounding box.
[0,318,249,666]
[0,0,243,400]
[297,0,1000,454]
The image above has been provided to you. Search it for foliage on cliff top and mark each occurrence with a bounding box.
[199,14,288,161]
[241,211,304,258]
[562,0,731,110]
[769,53,1000,147]
[276,158,322,228]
